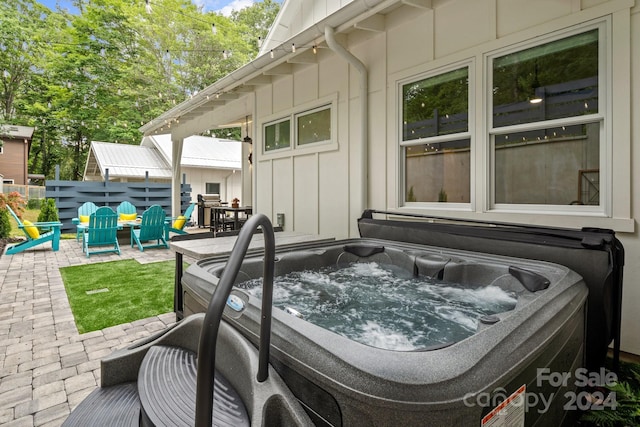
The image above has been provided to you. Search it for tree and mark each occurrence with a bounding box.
[0,0,51,121]
[1,0,281,180]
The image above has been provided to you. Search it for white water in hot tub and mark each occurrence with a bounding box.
[238,261,518,351]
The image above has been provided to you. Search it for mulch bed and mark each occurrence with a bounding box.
[0,237,23,258]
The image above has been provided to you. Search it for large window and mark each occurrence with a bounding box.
[490,28,601,207]
[401,66,470,203]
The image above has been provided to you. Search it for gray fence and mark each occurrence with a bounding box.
[46,169,191,233]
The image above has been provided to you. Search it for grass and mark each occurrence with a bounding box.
[60,259,177,333]
[9,208,76,239]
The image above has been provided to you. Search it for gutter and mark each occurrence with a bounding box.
[324,25,369,215]
[139,0,398,136]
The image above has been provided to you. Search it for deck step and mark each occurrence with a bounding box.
[138,345,249,427]
[62,382,140,427]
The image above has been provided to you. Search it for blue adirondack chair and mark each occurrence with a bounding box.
[116,201,138,221]
[72,202,98,241]
[131,205,169,251]
[168,202,196,235]
[83,206,121,258]
[5,206,62,255]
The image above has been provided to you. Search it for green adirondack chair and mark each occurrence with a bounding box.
[72,202,98,241]
[83,206,121,258]
[131,204,169,251]
[168,202,196,235]
[5,206,62,255]
[116,201,138,222]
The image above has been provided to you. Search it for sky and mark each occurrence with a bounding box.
[36,0,259,16]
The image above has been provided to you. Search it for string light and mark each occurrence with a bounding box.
[291,43,296,53]
[211,23,217,35]
[270,49,274,58]
[257,37,263,48]
[145,0,152,14]
[313,45,317,54]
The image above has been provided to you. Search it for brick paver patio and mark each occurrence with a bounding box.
[0,235,197,426]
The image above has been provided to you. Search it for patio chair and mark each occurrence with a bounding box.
[131,204,169,251]
[73,202,98,241]
[168,202,196,235]
[116,201,138,222]
[4,206,62,255]
[83,206,121,258]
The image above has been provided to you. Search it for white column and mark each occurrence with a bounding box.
[171,136,184,217]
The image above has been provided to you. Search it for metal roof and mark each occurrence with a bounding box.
[84,141,172,180]
[143,134,242,170]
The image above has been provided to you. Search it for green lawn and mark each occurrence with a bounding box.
[9,208,75,239]
[60,259,177,333]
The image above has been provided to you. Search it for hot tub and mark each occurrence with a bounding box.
[182,238,588,426]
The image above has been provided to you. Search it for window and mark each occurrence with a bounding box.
[264,119,290,152]
[296,106,331,146]
[490,28,601,207]
[205,182,220,194]
[401,66,471,203]
[262,98,337,157]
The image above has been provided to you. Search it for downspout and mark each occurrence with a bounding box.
[324,26,368,219]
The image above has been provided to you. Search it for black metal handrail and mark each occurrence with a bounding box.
[195,213,275,427]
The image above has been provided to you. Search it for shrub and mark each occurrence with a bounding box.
[37,198,59,223]
[0,191,26,218]
[27,198,43,210]
[0,208,10,238]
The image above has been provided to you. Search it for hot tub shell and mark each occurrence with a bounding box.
[182,238,588,426]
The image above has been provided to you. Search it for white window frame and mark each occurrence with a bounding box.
[392,11,632,232]
[295,104,332,148]
[486,21,609,216]
[261,94,338,160]
[398,60,475,210]
[263,117,292,154]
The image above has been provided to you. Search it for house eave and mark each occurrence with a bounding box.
[139,0,408,137]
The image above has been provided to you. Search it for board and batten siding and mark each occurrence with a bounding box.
[252,0,640,355]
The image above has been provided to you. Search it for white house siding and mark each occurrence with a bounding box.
[253,0,640,355]
[623,3,640,356]
[183,166,242,223]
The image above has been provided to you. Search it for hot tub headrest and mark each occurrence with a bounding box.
[343,244,385,258]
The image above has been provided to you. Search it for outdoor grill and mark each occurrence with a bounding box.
[196,194,221,228]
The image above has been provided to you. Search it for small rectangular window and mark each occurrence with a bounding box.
[297,106,331,146]
[205,182,220,194]
[264,119,290,152]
